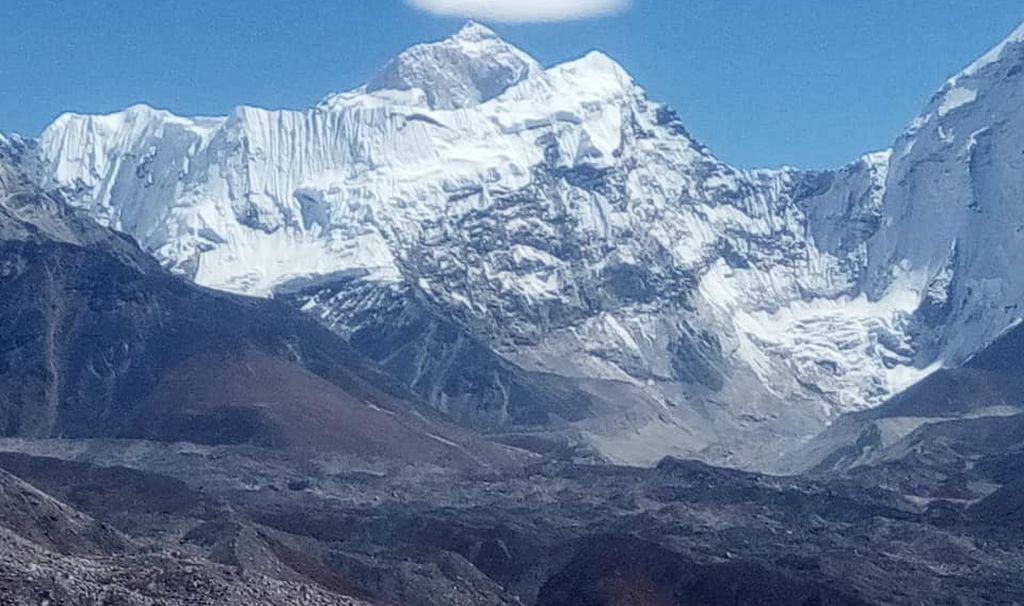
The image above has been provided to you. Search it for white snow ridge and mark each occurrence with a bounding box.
[33,22,1024,471]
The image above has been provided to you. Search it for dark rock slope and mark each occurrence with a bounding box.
[0,135,520,469]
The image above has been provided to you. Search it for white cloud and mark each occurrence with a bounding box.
[408,0,631,23]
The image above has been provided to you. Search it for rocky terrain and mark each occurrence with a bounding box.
[0,436,1022,605]
[0,461,371,605]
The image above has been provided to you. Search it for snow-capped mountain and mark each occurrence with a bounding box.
[30,22,1024,469]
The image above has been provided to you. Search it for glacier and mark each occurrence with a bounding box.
[28,21,1024,469]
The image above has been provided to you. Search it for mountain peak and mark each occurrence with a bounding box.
[452,20,499,42]
[567,50,630,79]
[365,22,541,110]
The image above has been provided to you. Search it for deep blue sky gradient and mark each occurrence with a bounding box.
[2,0,1022,168]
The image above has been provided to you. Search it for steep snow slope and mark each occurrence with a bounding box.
[32,22,1024,468]
[862,22,1024,365]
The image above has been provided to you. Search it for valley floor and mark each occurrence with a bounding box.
[0,438,1021,605]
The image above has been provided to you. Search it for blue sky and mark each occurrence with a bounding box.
[2,0,1022,168]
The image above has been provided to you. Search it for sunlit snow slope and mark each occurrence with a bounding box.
[32,22,1024,468]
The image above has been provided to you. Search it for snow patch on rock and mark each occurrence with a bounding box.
[937,87,977,116]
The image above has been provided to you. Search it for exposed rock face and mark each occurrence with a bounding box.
[28,23,1024,467]
[278,276,593,431]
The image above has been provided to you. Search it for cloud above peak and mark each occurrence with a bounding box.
[408,0,631,23]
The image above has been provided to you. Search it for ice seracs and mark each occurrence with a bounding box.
[30,21,1024,469]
